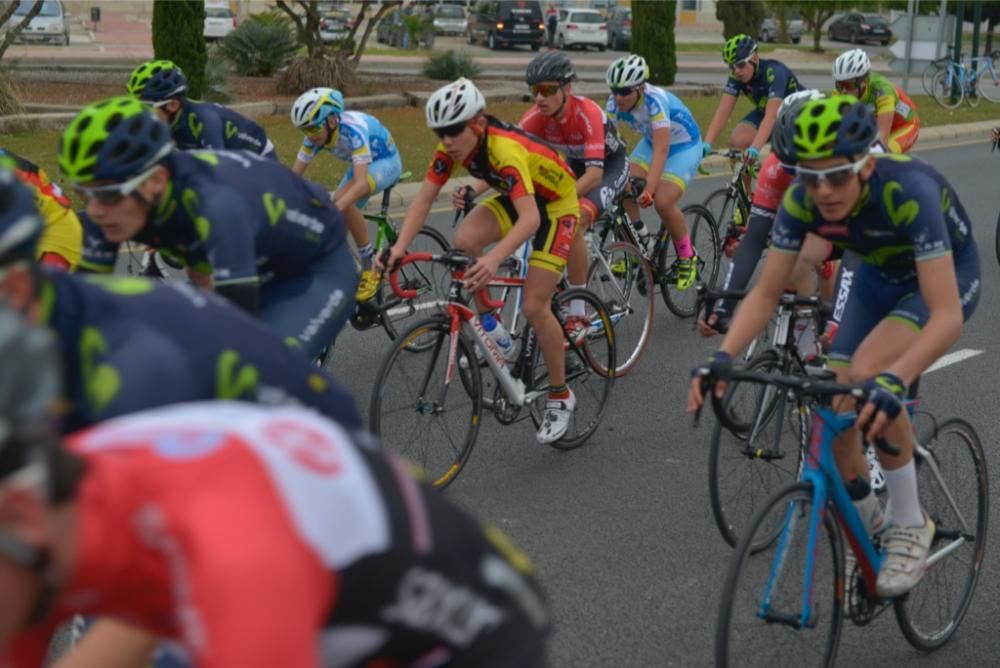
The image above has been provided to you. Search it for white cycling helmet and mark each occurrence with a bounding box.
[425,78,486,129]
[606,54,648,89]
[832,49,871,82]
[778,89,824,118]
[290,87,338,130]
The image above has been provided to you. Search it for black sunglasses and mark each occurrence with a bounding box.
[433,122,468,139]
[610,86,636,97]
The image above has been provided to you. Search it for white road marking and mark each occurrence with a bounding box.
[925,348,984,374]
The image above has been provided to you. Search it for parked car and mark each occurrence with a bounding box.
[4,0,69,46]
[204,4,237,41]
[759,16,802,44]
[467,0,545,51]
[433,3,467,36]
[605,6,630,51]
[827,12,892,46]
[319,8,351,43]
[555,8,605,51]
[376,7,403,46]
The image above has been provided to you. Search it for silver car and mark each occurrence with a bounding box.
[433,3,467,36]
[759,16,802,45]
[6,0,70,46]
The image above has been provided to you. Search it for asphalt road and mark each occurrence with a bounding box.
[327,139,1000,667]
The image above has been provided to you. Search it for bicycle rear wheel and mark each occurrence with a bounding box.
[716,482,844,668]
[921,61,943,96]
[369,315,482,488]
[529,288,615,451]
[931,68,964,109]
[978,67,1000,102]
[893,418,989,651]
[378,227,450,343]
[658,204,721,318]
[709,352,808,550]
[586,241,654,376]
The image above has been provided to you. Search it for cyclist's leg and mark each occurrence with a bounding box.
[455,196,505,313]
[658,144,702,288]
[887,120,920,154]
[333,166,374,262]
[729,109,762,190]
[259,242,358,361]
[353,155,402,301]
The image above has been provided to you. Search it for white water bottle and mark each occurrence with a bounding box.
[480,313,515,361]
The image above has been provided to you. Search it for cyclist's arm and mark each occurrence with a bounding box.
[644,126,670,195]
[292,138,320,176]
[291,159,309,176]
[51,620,157,668]
[876,110,894,145]
[750,98,782,152]
[198,108,227,150]
[576,165,602,198]
[333,160,370,212]
[704,93,738,146]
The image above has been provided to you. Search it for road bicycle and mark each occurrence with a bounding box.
[702,367,988,667]
[930,50,1000,109]
[701,149,753,261]
[369,250,616,488]
[921,47,953,95]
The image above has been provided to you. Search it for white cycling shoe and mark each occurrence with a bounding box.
[876,512,935,598]
[536,389,576,444]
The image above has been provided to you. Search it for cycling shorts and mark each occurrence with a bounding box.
[629,140,702,192]
[752,153,794,212]
[336,152,403,210]
[738,108,766,128]
[887,120,920,154]
[260,241,358,360]
[482,193,579,275]
[578,149,629,224]
[828,243,980,365]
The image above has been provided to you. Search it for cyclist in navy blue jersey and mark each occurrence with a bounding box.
[127,59,275,158]
[60,97,356,362]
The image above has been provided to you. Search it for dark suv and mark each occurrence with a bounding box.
[467,0,545,51]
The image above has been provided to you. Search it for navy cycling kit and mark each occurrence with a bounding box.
[772,154,980,364]
[723,58,801,128]
[38,269,362,434]
[171,98,274,157]
[79,150,357,360]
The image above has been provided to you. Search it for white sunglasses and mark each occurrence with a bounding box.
[795,154,870,188]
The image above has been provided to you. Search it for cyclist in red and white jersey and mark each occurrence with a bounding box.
[0,310,550,668]
[517,51,629,337]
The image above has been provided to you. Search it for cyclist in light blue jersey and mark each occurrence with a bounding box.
[606,54,703,289]
[291,88,403,304]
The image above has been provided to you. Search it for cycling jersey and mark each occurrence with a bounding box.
[0,148,82,269]
[5,403,550,668]
[858,71,919,153]
[297,110,399,166]
[773,154,975,283]
[171,99,272,155]
[37,269,362,434]
[605,84,701,152]
[723,58,801,111]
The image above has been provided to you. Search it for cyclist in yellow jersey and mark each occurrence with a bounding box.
[832,49,919,153]
[0,149,81,270]
[381,78,581,444]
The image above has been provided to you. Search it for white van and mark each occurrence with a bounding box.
[6,0,70,46]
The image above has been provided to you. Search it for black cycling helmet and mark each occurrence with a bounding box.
[525,51,576,85]
[0,169,43,268]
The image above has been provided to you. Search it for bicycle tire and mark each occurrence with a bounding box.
[931,68,964,109]
[658,204,721,318]
[922,58,949,96]
[709,351,808,551]
[369,314,482,488]
[977,68,1000,103]
[967,75,983,107]
[528,287,615,451]
[715,481,844,668]
[703,185,749,258]
[995,210,1000,267]
[378,227,450,346]
[585,241,655,376]
[893,417,989,651]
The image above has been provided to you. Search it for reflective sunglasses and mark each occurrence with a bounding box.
[835,80,859,93]
[796,155,870,188]
[433,122,468,139]
[530,83,562,98]
[610,86,636,97]
[729,57,753,73]
[74,167,157,205]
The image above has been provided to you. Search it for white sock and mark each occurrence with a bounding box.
[569,284,586,317]
[883,460,923,528]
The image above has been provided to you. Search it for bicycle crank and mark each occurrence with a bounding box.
[492,384,522,424]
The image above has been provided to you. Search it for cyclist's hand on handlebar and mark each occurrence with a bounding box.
[452,185,474,211]
[702,141,713,158]
[856,371,906,441]
[637,190,655,208]
[376,244,405,275]
[696,312,728,338]
[463,252,499,292]
[686,351,732,413]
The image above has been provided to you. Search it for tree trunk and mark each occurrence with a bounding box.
[276,0,327,58]
[0,0,44,61]
[987,19,995,55]
[350,1,401,65]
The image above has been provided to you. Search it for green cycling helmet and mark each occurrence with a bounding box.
[787,94,878,161]
[723,34,757,65]
[126,59,188,102]
[58,96,173,184]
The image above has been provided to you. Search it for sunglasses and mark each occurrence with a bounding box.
[531,83,562,98]
[433,122,468,139]
[835,80,860,93]
[796,155,870,188]
[74,168,156,205]
[729,58,753,73]
[610,86,636,97]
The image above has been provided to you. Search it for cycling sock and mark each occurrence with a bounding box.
[569,283,586,316]
[883,460,923,528]
[358,243,375,269]
[673,234,694,259]
[548,384,570,401]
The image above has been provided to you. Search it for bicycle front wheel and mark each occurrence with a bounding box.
[529,287,615,451]
[658,204,721,318]
[921,60,943,96]
[586,241,655,376]
[716,482,844,668]
[378,227,450,344]
[978,67,1000,102]
[893,418,989,651]
[369,315,482,488]
[931,68,964,109]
